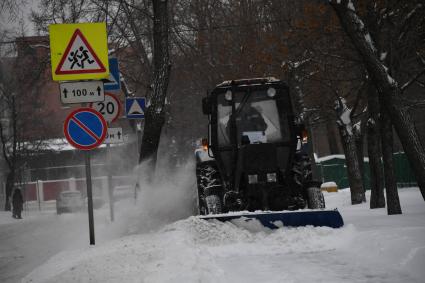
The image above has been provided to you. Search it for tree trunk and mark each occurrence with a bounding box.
[368,86,385,209]
[287,71,320,181]
[338,125,365,204]
[355,115,367,202]
[330,0,425,201]
[380,101,402,214]
[306,123,320,181]
[4,171,14,211]
[139,0,170,171]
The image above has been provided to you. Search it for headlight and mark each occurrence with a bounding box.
[267,87,276,97]
[267,173,277,182]
[248,174,258,184]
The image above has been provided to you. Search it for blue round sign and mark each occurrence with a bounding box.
[64,108,107,150]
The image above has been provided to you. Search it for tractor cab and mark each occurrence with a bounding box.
[217,86,288,146]
[204,78,297,197]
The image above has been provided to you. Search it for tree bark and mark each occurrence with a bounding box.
[355,115,367,202]
[331,0,425,201]
[380,100,402,214]
[335,102,365,205]
[338,128,365,204]
[288,71,320,181]
[4,171,14,211]
[139,0,171,171]
[306,123,320,181]
[1,95,16,211]
[368,85,385,209]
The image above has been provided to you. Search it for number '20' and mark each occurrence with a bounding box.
[98,102,115,115]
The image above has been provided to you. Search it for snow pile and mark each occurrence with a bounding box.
[22,215,354,283]
[19,187,425,283]
[321,181,337,188]
[22,224,223,283]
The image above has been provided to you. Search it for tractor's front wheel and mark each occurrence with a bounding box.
[205,195,222,214]
[196,161,223,215]
[307,187,325,209]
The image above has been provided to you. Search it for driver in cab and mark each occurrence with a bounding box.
[231,105,268,144]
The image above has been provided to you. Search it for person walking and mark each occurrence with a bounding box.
[12,188,23,219]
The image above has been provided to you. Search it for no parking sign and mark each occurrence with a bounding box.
[63,107,107,245]
[63,108,107,150]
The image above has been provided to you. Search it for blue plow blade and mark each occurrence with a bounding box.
[200,209,344,229]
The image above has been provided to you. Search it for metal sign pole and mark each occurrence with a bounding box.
[85,151,95,245]
[135,122,142,204]
[137,122,142,154]
[53,22,110,246]
[107,141,114,222]
[36,181,41,211]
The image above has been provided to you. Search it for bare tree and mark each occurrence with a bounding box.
[26,0,424,210]
[32,0,159,168]
[334,95,366,204]
[330,0,425,204]
[0,0,26,21]
[0,39,53,210]
[31,0,95,33]
[367,83,385,209]
[138,0,171,170]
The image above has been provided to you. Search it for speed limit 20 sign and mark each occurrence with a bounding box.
[89,92,121,123]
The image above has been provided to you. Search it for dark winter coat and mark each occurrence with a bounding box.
[229,106,268,143]
[12,189,23,211]
[238,106,267,133]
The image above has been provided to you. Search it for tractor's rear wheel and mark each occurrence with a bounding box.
[292,153,312,187]
[307,187,325,209]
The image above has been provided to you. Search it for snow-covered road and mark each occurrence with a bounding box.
[0,197,156,283]
[0,212,87,283]
[1,186,424,283]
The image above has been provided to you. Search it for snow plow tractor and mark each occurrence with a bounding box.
[196,78,343,228]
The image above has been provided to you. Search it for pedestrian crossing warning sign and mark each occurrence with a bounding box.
[56,29,105,75]
[49,23,109,81]
[126,97,146,119]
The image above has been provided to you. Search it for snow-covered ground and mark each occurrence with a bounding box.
[1,167,424,283]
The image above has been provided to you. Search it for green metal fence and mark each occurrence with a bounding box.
[316,152,416,189]
[392,152,417,187]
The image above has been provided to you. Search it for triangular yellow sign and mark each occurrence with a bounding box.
[55,29,106,75]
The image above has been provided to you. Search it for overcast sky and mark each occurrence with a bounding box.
[0,0,40,36]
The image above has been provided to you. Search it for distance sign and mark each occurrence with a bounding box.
[60,80,105,104]
[104,127,124,144]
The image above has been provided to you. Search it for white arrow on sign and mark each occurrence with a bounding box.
[89,93,121,123]
[104,127,124,144]
[59,80,104,104]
